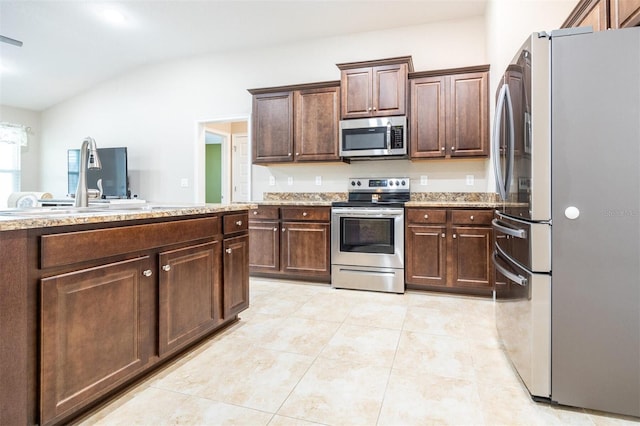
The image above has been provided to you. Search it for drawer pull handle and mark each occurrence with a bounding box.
[441,233,445,238]
[162,265,171,272]
[453,234,457,239]
[253,211,258,215]
[226,248,232,254]
[302,212,308,217]
[470,215,474,221]
[424,214,429,219]
[236,220,243,226]
[143,269,152,277]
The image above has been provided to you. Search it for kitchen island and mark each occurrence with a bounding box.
[0,204,254,426]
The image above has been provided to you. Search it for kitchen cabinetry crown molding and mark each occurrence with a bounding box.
[562,0,608,29]
[248,80,340,95]
[409,64,490,80]
[336,55,415,72]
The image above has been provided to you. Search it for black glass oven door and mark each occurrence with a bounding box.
[340,216,394,254]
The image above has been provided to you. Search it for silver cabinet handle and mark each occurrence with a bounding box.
[441,147,445,151]
[143,269,152,277]
[470,215,474,221]
[162,265,171,272]
[253,211,258,215]
[288,152,291,156]
[273,227,277,232]
[451,147,456,151]
[296,152,299,156]
[368,107,372,111]
[282,228,286,232]
[302,212,307,217]
[236,220,243,226]
[424,214,429,219]
[453,234,457,239]
[225,248,232,254]
[441,233,445,238]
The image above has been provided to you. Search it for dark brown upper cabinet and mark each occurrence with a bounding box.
[249,82,340,164]
[410,65,489,159]
[563,0,640,30]
[337,56,413,119]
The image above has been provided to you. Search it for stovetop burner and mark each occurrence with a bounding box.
[333,177,410,207]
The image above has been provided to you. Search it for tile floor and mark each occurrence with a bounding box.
[77,278,639,425]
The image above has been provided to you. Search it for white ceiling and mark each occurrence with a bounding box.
[0,0,487,112]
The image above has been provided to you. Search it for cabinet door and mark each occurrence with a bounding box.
[40,257,152,425]
[612,0,640,28]
[451,226,493,289]
[341,67,373,119]
[249,219,280,273]
[578,0,609,30]
[158,242,222,356]
[410,76,446,158]
[448,72,489,157]
[281,221,330,278]
[252,91,294,163]
[373,63,407,117]
[405,225,447,287]
[223,235,250,318]
[294,86,340,161]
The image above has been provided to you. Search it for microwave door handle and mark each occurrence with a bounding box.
[492,252,528,287]
[386,121,392,151]
[493,83,509,200]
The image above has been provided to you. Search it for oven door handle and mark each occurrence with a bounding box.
[492,218,527,239]
[332,209,403,217]
[492,252,527,287]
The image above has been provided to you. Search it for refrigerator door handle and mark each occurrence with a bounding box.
[492,252,528,287]
[492,218,527,239]
[492,83,515,200]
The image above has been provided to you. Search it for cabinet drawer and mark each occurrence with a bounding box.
[223,213,249,235]
[40,217,219,269]
[406,208,447,224]
[280,206,330,222]
[250,205,279,220]
[450,209,493,225]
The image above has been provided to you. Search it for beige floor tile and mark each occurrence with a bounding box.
[319,323,401,368]
[278,357,390,425]
[378,369,485,425]
[291,292,357,322]
[588,410,640,425]
[268,414,329,426]
[394,330,475,380]
[165,396,274,425]
[403,305,468,338]
[344,301,407,330]
[477,382,543,425]
[261,317,340,356]
[534,404,596,425]
[471,344,523,388]
[250,291,311,316]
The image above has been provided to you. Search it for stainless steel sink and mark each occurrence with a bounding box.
[0,206,114,217]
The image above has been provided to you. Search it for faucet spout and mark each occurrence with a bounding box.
[74,137,102,207]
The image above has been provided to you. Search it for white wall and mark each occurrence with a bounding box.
[0,105,41,192]
[36,4,580,202]
[39,16,486,202]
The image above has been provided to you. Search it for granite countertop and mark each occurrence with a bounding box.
[257,192,510,208]
[0,203,256,232]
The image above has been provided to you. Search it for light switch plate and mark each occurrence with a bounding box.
[466,175,474,186]
[287,177,294,186]
[180,178,189,188]
[269,176,276,186]
[315,176,322,186]
[420,176,428,185]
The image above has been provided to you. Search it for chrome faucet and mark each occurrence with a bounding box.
[74,137,102,207]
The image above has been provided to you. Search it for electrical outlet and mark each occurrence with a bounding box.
[420,175,428,186]
[269,176,275,186]
[287,177,294,186]
[466,175,474,186]
[180,178,189,188]
[315,176,322,186]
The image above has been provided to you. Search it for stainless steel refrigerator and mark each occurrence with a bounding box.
[492,27,640,417]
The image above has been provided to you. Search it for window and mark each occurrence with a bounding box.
[0,123,27,208]
[0,141,21,208]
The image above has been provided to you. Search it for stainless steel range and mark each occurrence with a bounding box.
[331,177,409,294]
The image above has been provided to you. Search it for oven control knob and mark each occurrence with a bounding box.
[389,181,394,186]
[351,180,356,186]
[401,180,406,186]
[356,180,361,186]
[395,180,400,186]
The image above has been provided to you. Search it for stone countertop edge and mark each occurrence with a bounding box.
[0,203,257,232]
[405,201,502,208]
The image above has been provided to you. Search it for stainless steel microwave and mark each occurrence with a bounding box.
[339,116,407,159]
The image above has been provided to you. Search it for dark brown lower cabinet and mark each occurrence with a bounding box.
[40,257,153,424]
[158,242,222,356]
[406,208,494,294]
[223,234,250,318]
[249,205,331,282]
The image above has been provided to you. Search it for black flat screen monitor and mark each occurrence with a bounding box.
[68,147,129,198]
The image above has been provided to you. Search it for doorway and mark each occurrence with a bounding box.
[198,118,250,204]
